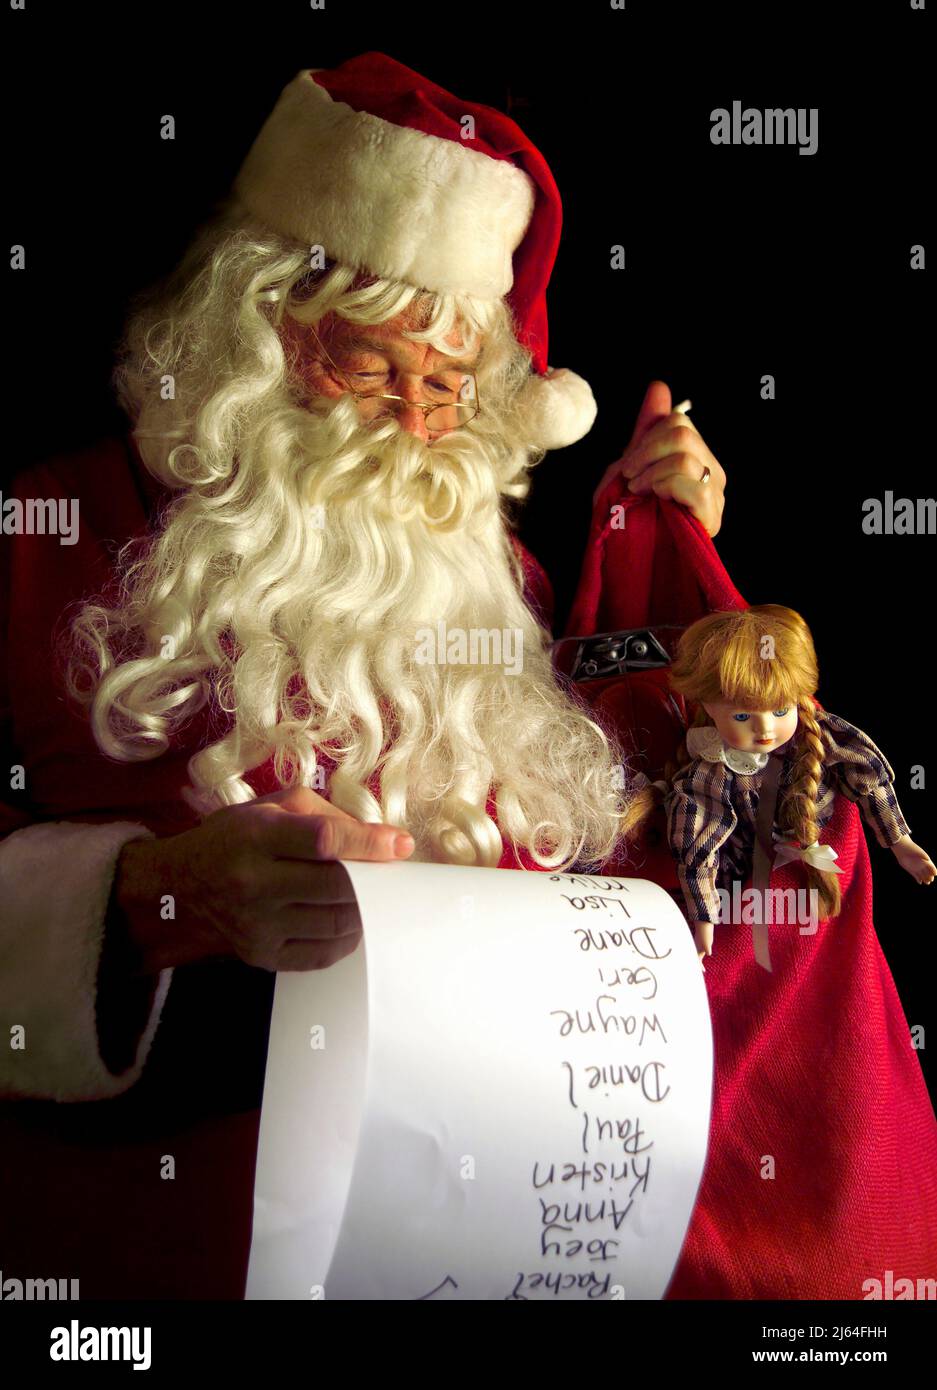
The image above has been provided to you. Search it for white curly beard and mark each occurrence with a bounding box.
[85,391,627,869]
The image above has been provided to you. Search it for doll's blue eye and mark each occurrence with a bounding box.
[773,708,790,717]
[732,713,751,722]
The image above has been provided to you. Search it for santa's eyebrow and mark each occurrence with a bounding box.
[336,334,479,373]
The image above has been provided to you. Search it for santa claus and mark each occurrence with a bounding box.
[5,55,933,1304]
[4,57,725,988]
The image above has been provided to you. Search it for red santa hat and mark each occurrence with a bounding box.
[232,52,597,451]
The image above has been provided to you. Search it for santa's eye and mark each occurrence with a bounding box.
[731,713,751,722]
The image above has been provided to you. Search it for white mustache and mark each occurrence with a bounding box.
[298,395,499,531]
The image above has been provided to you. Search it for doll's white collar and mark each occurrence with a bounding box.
[686,725,770,775]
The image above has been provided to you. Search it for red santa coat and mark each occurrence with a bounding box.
[1,434,936,1300]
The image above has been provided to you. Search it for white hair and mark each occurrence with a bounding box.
[65,199,637,869]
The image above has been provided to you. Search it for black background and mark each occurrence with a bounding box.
[6,2,933,1087]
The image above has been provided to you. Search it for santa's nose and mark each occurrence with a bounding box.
[393,401,431,442]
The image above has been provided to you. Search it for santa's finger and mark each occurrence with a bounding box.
[259,808,413,863]
[275,901,363,936]
[628,452,717,492]
[593,414,709,499]
[648,472,722,527]
[622,411,697,472]
[275,932,363,973]
[261,857,360,904]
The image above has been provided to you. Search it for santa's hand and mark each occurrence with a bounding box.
[112,786,414,974]
[693,919,714,971]
[890,835,937,885]
[592,381,726,538]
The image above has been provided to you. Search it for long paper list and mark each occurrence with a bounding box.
[246,861,713,1300]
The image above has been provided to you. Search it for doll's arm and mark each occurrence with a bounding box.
[666,759,738,930]
[820,712,913,847]
[820,713,935,884]
[888,835,936,884]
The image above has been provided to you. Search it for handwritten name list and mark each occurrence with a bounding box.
[246,861,712,1301]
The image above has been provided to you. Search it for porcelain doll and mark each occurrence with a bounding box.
[663,604,935,965]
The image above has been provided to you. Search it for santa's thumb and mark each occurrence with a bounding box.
[627,380,672,448]
[592,380,674,504]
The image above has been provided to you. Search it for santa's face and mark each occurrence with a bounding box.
[280,307,481,445]
[275,302,500,536]
[702,700,799,753]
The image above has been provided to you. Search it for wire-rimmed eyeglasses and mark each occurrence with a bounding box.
[305,323,480,434]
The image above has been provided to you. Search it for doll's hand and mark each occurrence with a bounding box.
[693,920,714,971]
[592,381,726,537]
[890,836,937,884]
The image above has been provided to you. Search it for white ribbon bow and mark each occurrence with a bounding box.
[773,840,844,875]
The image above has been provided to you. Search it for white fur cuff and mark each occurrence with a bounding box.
[0,821,173,1102]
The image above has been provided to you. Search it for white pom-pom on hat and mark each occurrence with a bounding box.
[517,367,598,452]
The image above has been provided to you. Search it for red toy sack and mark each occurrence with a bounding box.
[559,479,937,1299]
